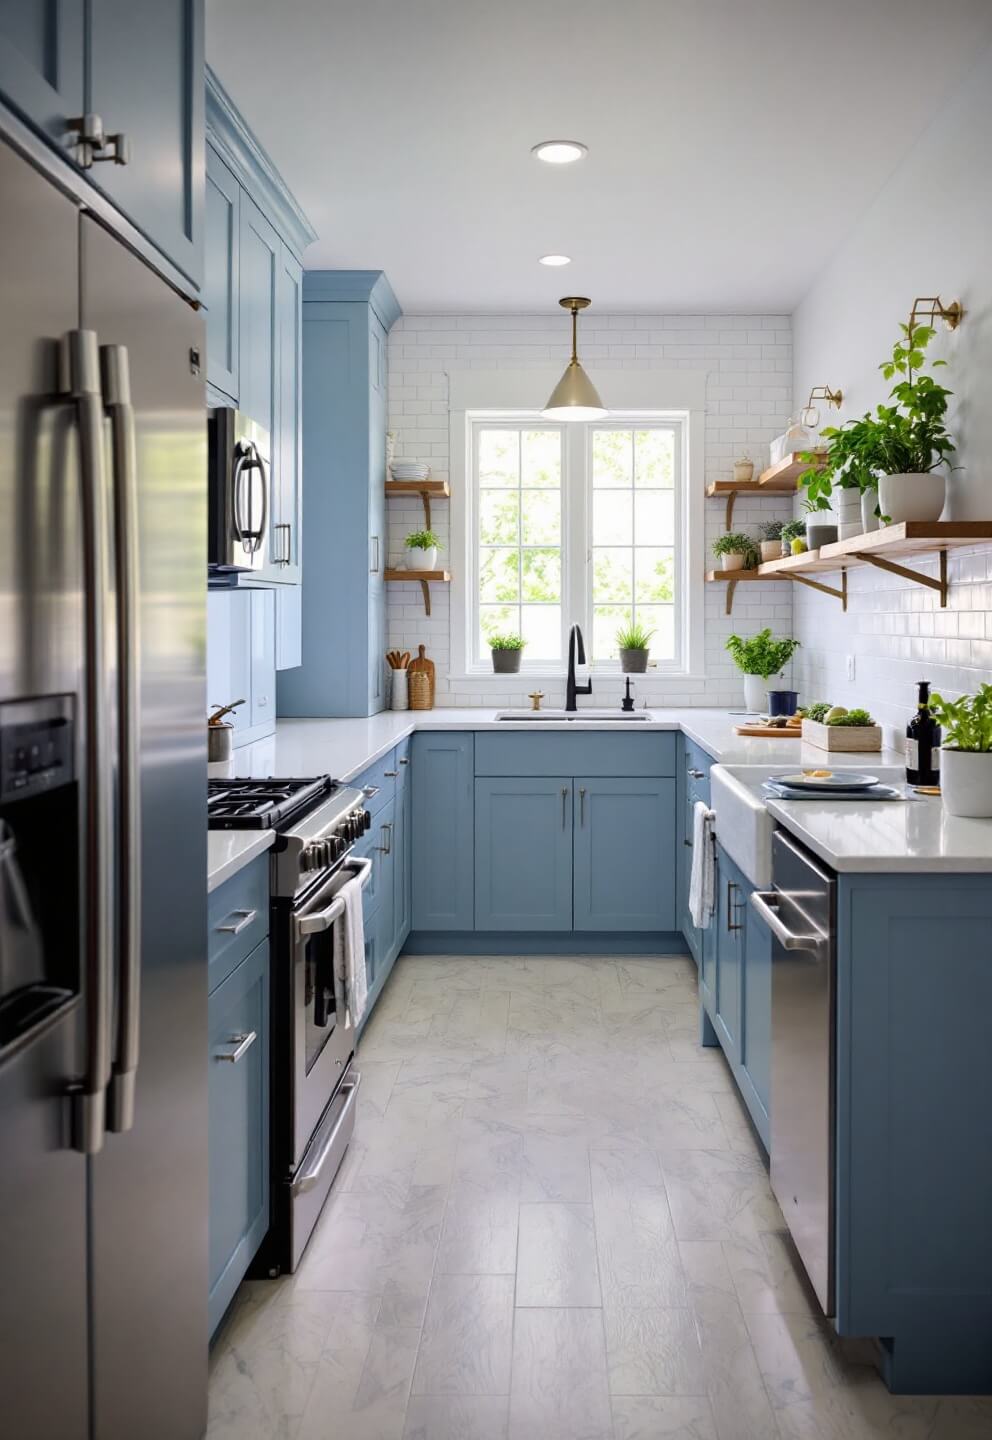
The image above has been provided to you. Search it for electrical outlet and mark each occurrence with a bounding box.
[846,655,856,682]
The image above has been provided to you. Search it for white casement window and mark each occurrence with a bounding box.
[463,413,690,674]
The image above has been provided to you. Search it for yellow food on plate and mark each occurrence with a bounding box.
[802,768,833,778]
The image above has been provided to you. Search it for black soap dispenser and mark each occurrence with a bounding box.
[621,678,635,713]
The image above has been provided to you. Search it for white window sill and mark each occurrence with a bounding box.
[450,667,704,683]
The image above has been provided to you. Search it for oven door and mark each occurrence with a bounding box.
[290,856,370,1166]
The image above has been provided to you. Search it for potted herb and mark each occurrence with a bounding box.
[615,620,655,673]
[404,528,442,571]
[725,628,800,713]
[757,520,784,563]
[929,684,992,817]
[489,632,525,674]
[780,519,806,555]
[712,532,759,573]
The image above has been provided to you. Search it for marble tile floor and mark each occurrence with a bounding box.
[208,954,992,1440]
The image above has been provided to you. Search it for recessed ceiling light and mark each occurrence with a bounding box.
[532,140,587,164]
[539,254,572,267]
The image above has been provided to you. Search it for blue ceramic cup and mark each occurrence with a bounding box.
[767,689,799,716]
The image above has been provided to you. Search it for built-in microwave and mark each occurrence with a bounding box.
[207,407,271,572]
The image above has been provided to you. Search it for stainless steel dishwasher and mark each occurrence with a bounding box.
[751,831,837,1316]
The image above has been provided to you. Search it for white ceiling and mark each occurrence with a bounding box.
[206,0,992,313]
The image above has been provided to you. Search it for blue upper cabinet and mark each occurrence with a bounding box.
[204,144,240,402]
[277,272,402,717]
[411,733,474,931]
[0,1,204,291]
[476,777,573,932]
[274,242,303,582]
[573,776,676,932]
[238,194,279,450]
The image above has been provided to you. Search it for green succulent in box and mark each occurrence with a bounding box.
[827,708,875,727]
[802,702,832,723]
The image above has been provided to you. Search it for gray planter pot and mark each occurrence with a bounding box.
[620,648,649,673]
[806,522,838,550]
[491,648,522,673]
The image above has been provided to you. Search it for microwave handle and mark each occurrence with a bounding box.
[232,443,268,555]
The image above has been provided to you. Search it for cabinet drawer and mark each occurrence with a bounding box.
[475,732,676,778]
[353,747,398,815]
[394,735,412,789]
[208,856,269,994]
[683,738,714,794]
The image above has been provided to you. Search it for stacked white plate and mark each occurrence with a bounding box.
[390,461,431,481]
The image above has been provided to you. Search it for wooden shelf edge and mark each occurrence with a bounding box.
[384,569,451,582]
[704,569,775,582]
[705,480,797,496]
[757,453,825,487]
[385,479,450,497]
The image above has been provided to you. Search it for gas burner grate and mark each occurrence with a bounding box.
[207,776,335,830]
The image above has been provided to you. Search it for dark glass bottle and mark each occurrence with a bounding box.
[906,680,941,786]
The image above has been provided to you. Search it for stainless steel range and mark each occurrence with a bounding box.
[208,775,374,1272]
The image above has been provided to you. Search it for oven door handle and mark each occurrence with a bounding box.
[750,890,824,952]
[295,857,372,938]
[294,1073,361,1195]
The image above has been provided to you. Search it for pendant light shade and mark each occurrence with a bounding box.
[542,297,608,421]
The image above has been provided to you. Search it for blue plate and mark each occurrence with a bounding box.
[772,770,880,791]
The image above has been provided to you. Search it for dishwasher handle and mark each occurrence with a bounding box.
[750,890,825,952]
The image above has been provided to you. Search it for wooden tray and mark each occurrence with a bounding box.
[734,722,803,738]
[801,718,882,752]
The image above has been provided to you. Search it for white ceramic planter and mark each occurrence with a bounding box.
[405,545,437,571]
[878,472,945,525]
[760,540,782,563]
[743,673,767,712]
[733,459,754,483]
[861,488,880,533]
[720,552,748,572]
[838,521,863,541]
[940,748,992,818]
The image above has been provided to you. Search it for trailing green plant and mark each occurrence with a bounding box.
[797,319,957,513]
[725,628,800,679]
[757,519,784,541]
[712,531,759,567]
[929,684,992,752]
[802,702,831,723]
[404,529,442,550]
[827,708,875,727]
[488,632,525,652]
[780,519,806,543]
[615,620,655,651]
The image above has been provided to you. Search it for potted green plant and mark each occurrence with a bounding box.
[615,619,655,673]
[404,528,442,571]
[712,532,759,573]
[489,632,525,674]
[780,519,806,555]
[929,684,992,817]
[725,628,800,713]
[757,519,785,563]
[801,498,838,551]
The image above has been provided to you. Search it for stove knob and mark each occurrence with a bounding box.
[347,815,359,840]
[334,834,346,858]
[302,843,315,872]
[320,839,332,866]
[362,809,372,832]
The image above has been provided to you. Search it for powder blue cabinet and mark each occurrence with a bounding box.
[713,849,744,1067]
[677,736,713,968]
[573,776,676,931]
[0,1,203,289]
[411,733,475,931]
[206,588,275,746]
[204,144,240,401]
[475,777,574,931]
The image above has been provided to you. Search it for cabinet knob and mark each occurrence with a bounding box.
[688,768,705,780]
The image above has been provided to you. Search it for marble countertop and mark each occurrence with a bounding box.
[207,829,275,893]
[764,793,992,873]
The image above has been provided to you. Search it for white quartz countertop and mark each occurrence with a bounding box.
[206,706,992,881]
[207,829,275,894]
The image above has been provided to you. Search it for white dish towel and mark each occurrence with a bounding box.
[688,800,716,929]
[333,872,368,1028]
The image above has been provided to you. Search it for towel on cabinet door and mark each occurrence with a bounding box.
[688,801,716,928]
[333,872,368,1027]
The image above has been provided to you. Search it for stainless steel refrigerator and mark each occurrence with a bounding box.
[0,136,208,1439]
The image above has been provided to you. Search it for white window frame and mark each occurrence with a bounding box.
[449,368,706,682]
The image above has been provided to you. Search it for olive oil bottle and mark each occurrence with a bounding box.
[906,680,941,786]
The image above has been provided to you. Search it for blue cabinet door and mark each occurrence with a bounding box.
[573,776,676,931]
[371,796,396,961]
[272,240,303,584]
[0,1,84,148]
[208,938,269,1335]
[393,749,412,950]
[204,142,239,401]
[740,885,771,1137]
[412,733,474,931]
[249,589,275,733]
[238,193,279,444]
[87,0,204,287]
[714,847,744,1067]
[475,777,573,932]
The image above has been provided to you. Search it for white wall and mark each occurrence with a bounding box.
[386,312,795,708]
[792,43,992,746]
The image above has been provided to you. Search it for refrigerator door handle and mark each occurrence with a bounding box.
[101,344,142,1135]
[61,330,114,1156]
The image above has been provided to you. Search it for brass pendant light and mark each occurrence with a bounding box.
[542,297,607,420]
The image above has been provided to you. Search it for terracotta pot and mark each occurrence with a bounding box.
[878,472,945,525]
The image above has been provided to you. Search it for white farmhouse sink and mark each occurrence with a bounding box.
[710,762,905,886]
[494,708,650,722]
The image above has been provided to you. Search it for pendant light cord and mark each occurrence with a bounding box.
[570,303,579,364]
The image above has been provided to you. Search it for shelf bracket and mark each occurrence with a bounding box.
[724,491,736,530]
[420,491,432,529]
[857,549,947,606]
[791,569,848,610]
[724,578,737,615]
[418,578,432,617]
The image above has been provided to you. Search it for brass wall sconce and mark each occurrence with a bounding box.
[800,384,843,428]
[908,295,964,330]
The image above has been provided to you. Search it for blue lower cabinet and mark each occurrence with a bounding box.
[698,849,718,1014]
[739,887,771,1136]
[475,777,573,931]
[573,776,675,931]
[370,797,396,959]
[412,733,474,931]
[208,937,269,1336]
[713,848,744,1067]
[393,756,411,947]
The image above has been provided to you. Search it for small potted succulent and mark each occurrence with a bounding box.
[404,529,442,571]
[712,532,759,572]
[725,629,800,713]
[733,453,754,484]
[489,632,525,674]
[757,520,785,563]
[780,519,807,555]
[615,620,655,673]
[929,684,992,817]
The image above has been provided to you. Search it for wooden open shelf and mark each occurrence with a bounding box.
[756,453,825,487]
[704,567,790,615]
[385,478,450,527]
[706,477,797,528]
[384,567,451,617]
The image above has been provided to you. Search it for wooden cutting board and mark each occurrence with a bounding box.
[734,722,803,738]
[407,644,435,708]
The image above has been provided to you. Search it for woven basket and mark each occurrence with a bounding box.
[409,670,432,710]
